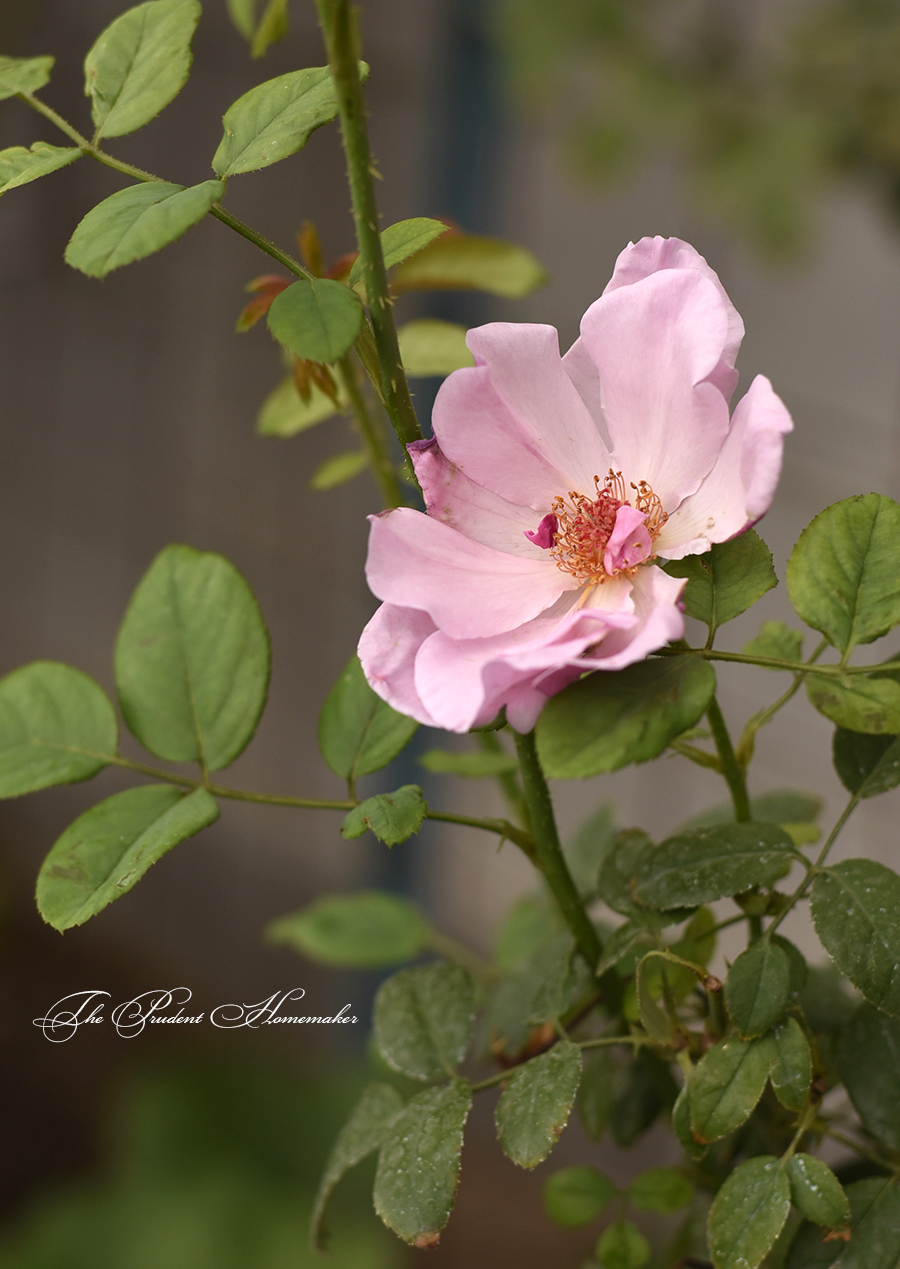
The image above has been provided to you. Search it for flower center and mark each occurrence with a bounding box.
[545,470,667,585]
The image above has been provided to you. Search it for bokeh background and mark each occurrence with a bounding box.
[3,0,900,1264]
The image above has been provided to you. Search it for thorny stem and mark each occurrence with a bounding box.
[706,695,750,822]
[336,353,402,508]
[512,729,603,970]
[314,0,422,455]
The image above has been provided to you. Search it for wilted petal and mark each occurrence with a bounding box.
[365,507,571,640]
[410,437,550,558]
[433,323,611,509]
[604,236,744,400]
[656,375,793,558]
[579,270,731,508]
[358,603,439,727]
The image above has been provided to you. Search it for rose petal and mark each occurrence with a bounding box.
[577,270,731,508]
[409,437,550,558]
[655,374,793,558]
[604,505,651,574]
[578,565,686,670]
[365,507,572,640]
[604,236,744,400]
[432,323,611,508]
[358,603,439,727]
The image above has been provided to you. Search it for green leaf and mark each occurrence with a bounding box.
[771,936,808,996]
[267,277,362,365]
[310,450,369,490]
[806,672,900,734]
[628,1166,695,1214]
[373,961,474,1081]
[787,1156,849,1230]
[319,656,418,782]
[226,0,257,39]
[811,859,900,1017]
[482,932,582,1057]
[597,829,655,919]
[708,1155,791,1269]
[785,1177,900,1269]
[690,1036,771,1143]
[391,232,548,298]
[577,1049,617,1144]
[595,1219,651,1269]
[742,620,804,665]
[493,892,564,973]
[788,494,900,654]
[608,1049,678,1147]
[265,891,430,968]
[837,1002,900,1151]
[256,376,342,438]
[212,66,350,177]
[536,656,716,778]
[0,143,80,195]
[65,180,224,277]
[249,0,288,57]
[635,822,795,909]
[36,784,218,930]
[833,728,900,798]
[677,789,823,834]
[0,54,54,100]
[341,785,427,846]
[725,940,792,1039]
[373,1081,471,1246]
[0,661,117,797]
[542,1166,615,1228]
[397,319,474,377]
[419,747,517,778]
[563,803,618,899]
[84,0,200,139]
[672,1082,707,1162]
[311,1081,404,1250]
[349,218,449,286]
[767,1018,811,1113]
[636,951,691,1045]
[495,1040,581,1168]
[663,530,777,633]
[115,544,270,771]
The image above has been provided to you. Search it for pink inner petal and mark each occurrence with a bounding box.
[603,505,651,574]
[524,513,558,550]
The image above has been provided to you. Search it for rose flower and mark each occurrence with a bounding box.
[359,237,792,733]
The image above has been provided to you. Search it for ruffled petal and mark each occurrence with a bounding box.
[432,322,611,509]
[365,507,571,640]
[578,565,686,670]
[358,603,439,727]
[655,375,793,558]
[578,270,732,508]
[409,437,551,558]
[603,236,744,400]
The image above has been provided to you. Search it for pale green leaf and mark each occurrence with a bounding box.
[0,143,80,195]
[115,544,270,771]
[340,785,427,846]
[250,0,289,57]
[65,180,224,277]
[628,1167,695,1214]
[563,802,618,899]
[543,1166,615,1228]
[84,0,200,139]
[663,529,777,633]
[397,319,474,377]
[391,232,548,298]
[256,376,342,438]
[419,747,517,778]
[318,654,418,782]
[0,54,54,100]
[596,1220,651,1269]
[806,672,900,734]
[310,450,368,490]
[265,891,430,968]
[742,620,804,665]
[36,784,218,930]
[0,661,117,797]
[349,217,449,286]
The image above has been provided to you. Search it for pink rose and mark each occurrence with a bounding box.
[359,237,792,733]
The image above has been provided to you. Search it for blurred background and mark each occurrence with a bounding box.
[3,0,900,1263]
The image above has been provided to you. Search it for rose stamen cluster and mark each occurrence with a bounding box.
[549,470,668,585]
